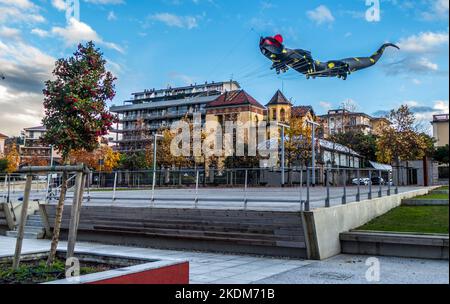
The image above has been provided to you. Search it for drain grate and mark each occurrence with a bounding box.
[310,271,354,281]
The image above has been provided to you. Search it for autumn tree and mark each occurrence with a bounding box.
[42,41,117,265]
[69,146,121,172]
[4,143,20,174]
[434,145,449,164]
[285,116,316,167]
[376,105,432,167]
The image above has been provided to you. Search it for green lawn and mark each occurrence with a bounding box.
[413,193,449,200]
[437,186,449,191]
[358,206,449,234]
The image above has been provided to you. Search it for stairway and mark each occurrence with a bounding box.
[6,211,45,239]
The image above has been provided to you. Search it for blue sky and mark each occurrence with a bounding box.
[0,0,448,136]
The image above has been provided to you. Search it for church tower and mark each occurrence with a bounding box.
[266,90,293,123]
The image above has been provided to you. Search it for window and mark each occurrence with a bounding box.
[280,109,286,122]
[272,109,277,120]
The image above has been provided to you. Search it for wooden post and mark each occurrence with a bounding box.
[66,172,83,259]
[12,175,33,270]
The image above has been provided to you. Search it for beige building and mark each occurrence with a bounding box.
[432,114,449,147]
[0,132,8,156]
[20,126,61,166]
[318,109,390,137]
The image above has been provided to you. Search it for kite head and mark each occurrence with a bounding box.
[260,34,285,59]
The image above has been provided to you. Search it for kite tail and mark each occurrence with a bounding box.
[370,43,400,64]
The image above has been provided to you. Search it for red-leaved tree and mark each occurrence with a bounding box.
[42,41,117,264]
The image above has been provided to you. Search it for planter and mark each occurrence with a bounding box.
[0,251,189,285]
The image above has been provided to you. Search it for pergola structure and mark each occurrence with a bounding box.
[12,165,90,269]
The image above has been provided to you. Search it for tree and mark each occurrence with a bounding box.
[0,158,8,173]
[285,116,315,167]
[22,155,49,167]
[434,145,449,164]
[42,41,117,265]
[69,146,121,172]
[119,152,149,170]
[376,105,431,165]
[329,130,378,162]
[4,143,20,174]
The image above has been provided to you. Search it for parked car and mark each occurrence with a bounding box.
[371,176,385,185]
[352,178,370,185]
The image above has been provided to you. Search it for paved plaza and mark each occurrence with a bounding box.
[4,185,425,211]
[0,236,447,284]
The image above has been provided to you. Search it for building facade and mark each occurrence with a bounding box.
[0,133,7,156]
[432,114,449,147]
[318,109,390,137]
[110,81,241,153]
[20,126,60,166]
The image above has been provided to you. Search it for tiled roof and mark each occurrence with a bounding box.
[0,132,8,138]
[292,106,315,118]
[266,90,292,106]
[206,90,265,109]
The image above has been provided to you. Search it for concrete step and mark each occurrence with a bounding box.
[6,229,45,239]
[28,215,42,221]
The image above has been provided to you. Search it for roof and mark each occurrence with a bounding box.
[292,106,315,118]
[319,139,360,156]
[131,80,241,96]
[0,132,8,138]
[24,126,46,132]
[206,90,265,109]
[266,90,292,106]
[369,161,392,171]
[433,114,449,123]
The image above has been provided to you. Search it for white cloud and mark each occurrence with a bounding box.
[84,0,124,4]
[52,18,124,53]
[319,101,332,111]
[150,13,199,29]
[422,0,449,20]
[0,1,45,25]
[51,0,66,11]
[397,31,449,53]
[307,5,335,25]
[31,28,50,38]
[0,26,21,40]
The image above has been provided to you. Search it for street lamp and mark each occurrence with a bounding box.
[151,133,164,202]
[305,120,320,186]
[277,122,290,186]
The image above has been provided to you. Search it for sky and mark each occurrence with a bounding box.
[0,0,448,136]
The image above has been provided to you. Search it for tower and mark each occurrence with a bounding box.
[266,90,292,123]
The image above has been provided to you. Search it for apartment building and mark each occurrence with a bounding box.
[110,81,241,153]
[318,109,390,137]
[432,114,449,147]
[20,126,60,166]
[0,133,7,156]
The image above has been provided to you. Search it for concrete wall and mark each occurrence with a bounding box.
[303,187,436,260]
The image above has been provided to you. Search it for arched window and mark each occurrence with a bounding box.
[272,109,277,120]
[280,109,286,122]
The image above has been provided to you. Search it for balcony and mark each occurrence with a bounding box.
[120,110,205,123]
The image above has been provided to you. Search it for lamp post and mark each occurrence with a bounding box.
[306,120,320,186]
[151,133,164,202]
[277,122,290,186]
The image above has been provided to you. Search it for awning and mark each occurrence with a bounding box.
[369,161,392,171]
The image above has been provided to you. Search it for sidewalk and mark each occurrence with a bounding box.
[0,236,448,284]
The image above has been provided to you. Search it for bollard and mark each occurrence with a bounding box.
[194,170,200,208]
[356,169,361,202]
[151,169,156,206]
[325,169,330,208]
[112,172,118,202]
[388,170,391,196]
[368,170,372,200]
[378,170,383,198]
[305,168,310,212]
[342,169,347,205]
[299,168,303,210]
[244,170,248,210]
